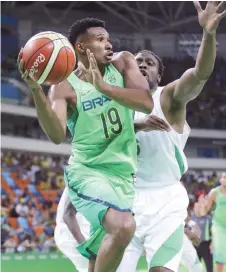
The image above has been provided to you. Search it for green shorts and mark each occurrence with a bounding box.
[212,224,226,264]
[64,164,135,259]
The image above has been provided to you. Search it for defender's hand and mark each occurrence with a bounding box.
[189,230,201,247]
[17,48,40,89]
[194,1,226,34]
[143,115,171,132]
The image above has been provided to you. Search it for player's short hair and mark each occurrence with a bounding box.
[67,17,105,46]
[135,50,165,78]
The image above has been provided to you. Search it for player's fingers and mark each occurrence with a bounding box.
[155,118,170,131]
[219,9,226,20]
[216,1,226,12]
[193,1,203,13]
[91,53,98,68]
[89,53,98,70]
[147,119,165,131]
[18,59,24,75]
[17,49,23,66]
[22,70,29,80]
[86,49,91,69]
[149,116,170,131]
[77,61,87,74]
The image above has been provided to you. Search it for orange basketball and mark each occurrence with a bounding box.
[22,31,76,86]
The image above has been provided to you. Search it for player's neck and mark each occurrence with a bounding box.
[150,85,158,95]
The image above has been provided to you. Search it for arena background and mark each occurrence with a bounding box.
[1,1,226,272]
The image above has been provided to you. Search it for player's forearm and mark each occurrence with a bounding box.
[99,83,153,113]
[195,30,216,80]
[63,203,85,244]
[30,86,65,144]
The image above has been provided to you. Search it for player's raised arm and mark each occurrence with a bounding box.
[17,51,68,145]
[164,1,226,105]
[194,189,216,217]
[83,50,153,113]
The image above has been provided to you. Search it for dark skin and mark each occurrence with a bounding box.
[17,25,154,272]
[17,26,152,145]
[63,202,85,244]
[135,1,226,139]
[134,3,226,271]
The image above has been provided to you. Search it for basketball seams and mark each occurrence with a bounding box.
[36,46,55,84]
[27,32,59,44]
[37,39,63,84]
[60,46,69,84]
[24,31,76,85]
[25,40,53,71]
[56,36,70,82]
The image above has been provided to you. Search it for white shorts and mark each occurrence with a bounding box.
[117,182,189,272]
[180,234,202,272]
[54,213,90,272]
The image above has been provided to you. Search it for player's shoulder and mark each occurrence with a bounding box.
[112,51,135,65]
[49,76,74,100]
[112,51,136,75]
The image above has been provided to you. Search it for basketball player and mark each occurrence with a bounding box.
[194,172,226,272]
[18,17,154,272]
[118,2,225,272]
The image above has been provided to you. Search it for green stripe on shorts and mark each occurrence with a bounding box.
[150,224,184,268]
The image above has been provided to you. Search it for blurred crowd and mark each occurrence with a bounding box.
[1,151,67,253]
[1,151,221,253]
[2,52,226,130]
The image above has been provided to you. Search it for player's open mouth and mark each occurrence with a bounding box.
[140,69,148,78]
[106,51,113,60]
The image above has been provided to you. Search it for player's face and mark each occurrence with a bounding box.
[84,27,113,65]
[135,52,160,88]
[220,172,226,187]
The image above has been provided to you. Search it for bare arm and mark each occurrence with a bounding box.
[31,83,68,144]
[82,50,153,113]
[17,51,71,144]
[163,1,225,105]
[103,51,153,113]
[63,202,85,244]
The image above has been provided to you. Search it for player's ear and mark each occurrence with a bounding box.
[75,42,85,54]
[157,74,161,84]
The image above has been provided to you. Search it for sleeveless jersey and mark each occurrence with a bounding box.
[135,86,190,188]
[67,63,137,180]
[213,187,226,228]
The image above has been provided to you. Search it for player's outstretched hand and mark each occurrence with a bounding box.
[77,49,105,90]
[143,115,171,132]
[194,1,226,34]
[17,48,40,89]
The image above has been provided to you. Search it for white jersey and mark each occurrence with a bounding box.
[56,187,71,225]
[135,86,190,188]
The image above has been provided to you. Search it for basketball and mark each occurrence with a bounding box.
[22,31,76,85]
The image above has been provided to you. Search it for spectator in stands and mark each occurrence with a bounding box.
[15,198,29,217]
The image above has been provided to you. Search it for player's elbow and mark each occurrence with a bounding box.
[194,67,212,82]
[49,133,65,145]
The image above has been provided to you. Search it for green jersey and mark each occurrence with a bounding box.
[213,186,226,228]
[67,63,137,180]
